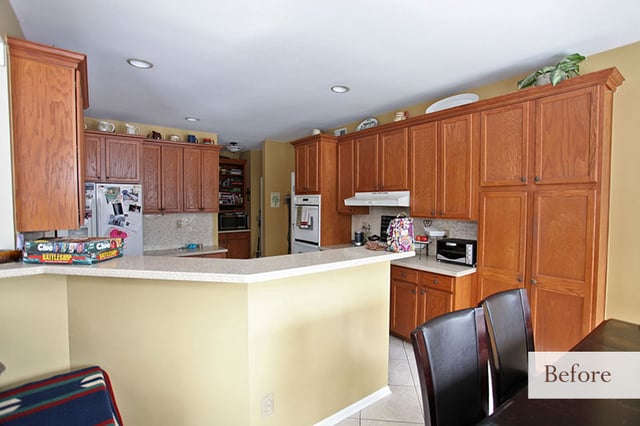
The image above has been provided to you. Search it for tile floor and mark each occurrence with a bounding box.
[335,335,425,426]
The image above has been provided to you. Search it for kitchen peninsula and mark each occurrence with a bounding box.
[0,247,412,425]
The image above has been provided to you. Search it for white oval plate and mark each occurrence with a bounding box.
[425,93,479,113]
[356,117,379,131]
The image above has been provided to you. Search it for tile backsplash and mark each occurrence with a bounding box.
[351,207,477,241]
[144,213,215,251]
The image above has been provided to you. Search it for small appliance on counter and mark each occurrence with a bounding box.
[353,231,365,246]
[436,238,477,267]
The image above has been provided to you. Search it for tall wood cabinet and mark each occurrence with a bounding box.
[184,147,219,212]
[84,131,143,182]
[336,138,369,215]
[291,134,352,246]
[477,68,624,351]
[8,37,89,232]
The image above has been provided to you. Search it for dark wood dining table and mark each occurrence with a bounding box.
[477,318,640,425]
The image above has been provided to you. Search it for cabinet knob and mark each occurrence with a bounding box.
[438,211,445,216]
[530,278,537,285]
[520,177,526,183]
[401,272,406,278]
[431,210,436,216]
[411,289,417,294]
[433,279,439,285]
[420,289,426,295]
[517,277,523,282]
[534,176,541,182]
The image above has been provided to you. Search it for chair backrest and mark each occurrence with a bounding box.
[481,288,534,405]
[410,307,489,426]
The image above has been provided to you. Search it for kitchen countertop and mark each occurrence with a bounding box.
[144,245,228,257]
[392,254,476,277]
[0,247,414,283]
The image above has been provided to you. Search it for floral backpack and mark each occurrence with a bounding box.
[386,213,414,252]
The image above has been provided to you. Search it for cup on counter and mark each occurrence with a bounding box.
[202,137,212,144]
[187,134,198,143]
[96,120,116,132]
[169,135,180,142]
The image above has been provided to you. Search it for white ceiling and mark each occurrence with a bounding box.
[9,0,640,150]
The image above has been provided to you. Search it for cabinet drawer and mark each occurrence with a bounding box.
[391,266,420,284]
[420,271,454,292]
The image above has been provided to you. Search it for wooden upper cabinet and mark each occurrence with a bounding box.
[337,139,368,215]
[8,37,88,232]
[378,127,410,191]
[480,102,530,187]
[294,141,320,194]
[409,122,438,217]
[354,133,379,192]
[534,87,599,185]
[438,114,475,219]
[142,142,183,213]
[84,131,142,182]
[184,146,220,212]
[354,129,409,192]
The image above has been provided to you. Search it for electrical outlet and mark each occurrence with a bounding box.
[176,220,182,229]
[261,393,274,417]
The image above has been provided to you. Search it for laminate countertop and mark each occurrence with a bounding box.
[0,247,414,283]
[391,255,476,277]
[144,245,228,257]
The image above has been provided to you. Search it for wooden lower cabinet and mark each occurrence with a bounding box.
[390,265,473,340]
[218,231,251,259]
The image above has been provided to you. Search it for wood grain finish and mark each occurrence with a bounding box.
[184,147,220,212]
[439,114,474,219]
[354,133,379,192]
[409,122,438,217]
[218,231,250,259]
[378,127,410,191]
[476,69,623,351]
[294,141,319,193]
[8,37,88,232]
[291,135,352,246]
[336,139,369,215]
[84,131,143,182]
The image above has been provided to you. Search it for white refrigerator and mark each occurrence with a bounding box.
[83,182,144,256]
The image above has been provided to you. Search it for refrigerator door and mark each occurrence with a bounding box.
[95,184,144,256]
[82,182,97,237]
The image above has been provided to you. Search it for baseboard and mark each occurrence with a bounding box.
[314,386,392,426]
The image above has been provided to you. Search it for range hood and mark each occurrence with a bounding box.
[344,191,410,207]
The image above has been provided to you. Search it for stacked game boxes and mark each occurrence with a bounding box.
[23,237,124,265]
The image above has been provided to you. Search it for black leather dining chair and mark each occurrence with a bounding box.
[480,288,534,406]
[410,307,490,426]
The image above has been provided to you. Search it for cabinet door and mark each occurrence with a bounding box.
[409,122,438,217]
[200,148,220,212]
[219,232,251,259]
[438,114,474,219]
[10,47,82,231]
[84,133,103,181]
[294,143,319,194]
[337,139,368,214]
[478,191,528,300]
[418,287,452,325]
[354,134,379,192]
[534,87,598,184]
[142,144,162,213]
[529,189,596,351]
[104,136,141,182]
[160,145,183,213]
[378,127,409,191]
[480,102,530,186]
[183,148,203,212]
[390,279,419,339]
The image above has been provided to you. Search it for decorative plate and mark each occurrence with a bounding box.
[425,93,479,113]
[356,117,379,131]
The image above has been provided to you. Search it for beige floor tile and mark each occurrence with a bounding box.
[334,418,360,426]
[360,384,423,424]
[388,335,406,359]
[388,357,413,386]
[361,420,423,426]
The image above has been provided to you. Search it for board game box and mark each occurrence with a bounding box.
[23,237,124,265]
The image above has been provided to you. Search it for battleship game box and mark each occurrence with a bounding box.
[22,237,124,265]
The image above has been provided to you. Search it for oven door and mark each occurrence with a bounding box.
[293,204,320,245]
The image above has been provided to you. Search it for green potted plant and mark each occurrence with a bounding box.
[517,53,586,89]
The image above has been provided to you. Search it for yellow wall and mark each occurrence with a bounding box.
[0,275,70,387]
[262,140,294,256]
[84,116,218,144]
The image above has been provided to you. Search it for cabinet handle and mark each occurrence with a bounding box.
[431,210,436,216]
[433,279,439,285]
[530,278,537,285]
[411,289,417,294]
[517,277,523,282]
[420,289,425,295]
[401,272,406,278]
[520,177,526,183]
[438,211,445,216]
[534,176,541,182]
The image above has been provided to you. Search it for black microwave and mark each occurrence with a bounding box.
[219,212,248,231]
[436,238,477,267]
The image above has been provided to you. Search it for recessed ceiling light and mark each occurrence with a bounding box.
[126,58,154,69]
[185,116,200,122]
[331,85,350,93]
